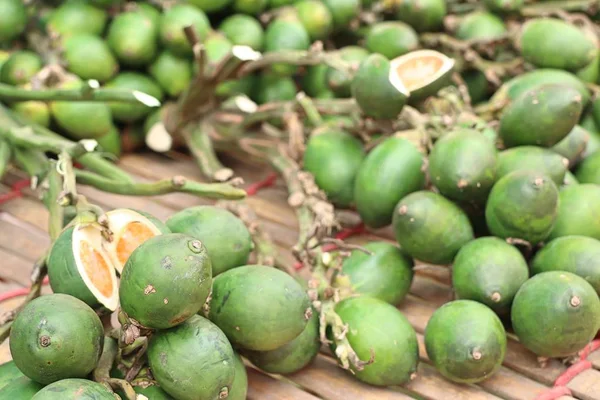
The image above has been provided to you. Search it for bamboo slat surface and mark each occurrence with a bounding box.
[0,152,596,400]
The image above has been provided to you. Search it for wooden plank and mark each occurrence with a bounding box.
[287,355,415,400]
[405,363,502,400]
[0,213,49,262]
[587,351,600,370]
[0,247,33,286]
[246,368,320,400]
[567,369,600,400]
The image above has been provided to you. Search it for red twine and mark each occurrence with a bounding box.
[535,339,600,400]
[246,173,277,196]
[0,276,50,303]
[0,179,31,205]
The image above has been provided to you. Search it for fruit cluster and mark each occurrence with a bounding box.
[1,0,600,398]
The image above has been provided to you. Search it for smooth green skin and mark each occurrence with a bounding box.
[31,379,114,399]
[333,297,418,386]
[582,126,600,158]
[512,271,600,357]
[491,69,591,107]
[229,354,248,400]
[0,0,27,43]
[452,237,529,316]
[63,34,117,82]
[50,81,113,140]
[580,112,599,136]
[219,14,264,51]
[532,236,600,296]
[47,1,106,37]
[393,191,474,265]
[576,151,600,184]
[521,18,597,71]
[576,53,600,83]
[120,233,212,329]
[593,96,600,128]
[295,0,333,41]
[106,72,163,123]
[187,0,232,12]
[47,226,107,308]
[425,300,506,383]
[323,0,360,30]
[365,22,419,60]
[563,171,579,187]
[244,308,319,374]
[10,294,104,385]
[96,125,121,158]
[148,315,235,400]
[107,12,157,67]
[354,136,425,228]
[483,0,523,13]
[496,146,568,186]
[11,101,51,128]
[429,129,497,204]
[456,12,506,40]
[166,206,252,275]
[252,73,297,104]
[0,376,43,398]
[0,51,9,70]
[394,0,446,32]
[264,17,310,76]
[339,241,414,305]
[269,0,295,7]
[0,361,25,390]
[135,2,161,25]
[552,125,589,167]
[549,184,600,240]
[303,130,365,207]
[499,84,583,148]
[148,51,192,97]
[486,170,558,244]
[326,46,368,97]
[233,0,268,14]
[159,4,211,57]
[209,265,311,351]
[463,69,490,104]
[302,64,332,98]
[351,54,407,119]
[0,51,42,85]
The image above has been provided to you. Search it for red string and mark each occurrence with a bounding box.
[534,339,600,400]
[0,179,31,205]
[246,173,277,196]
[0,276,50,303]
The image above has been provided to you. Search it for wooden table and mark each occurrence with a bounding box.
[1,152,598,400]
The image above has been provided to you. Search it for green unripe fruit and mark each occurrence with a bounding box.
[0,0,27,43]
[485,170,559,244]
[365,22,419,60]
[63,34,118,82]
[9,294,104,385]
[107,11,158,67]
[0,51,42,85]
[159,4,211,57]
[520,18,597,71]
